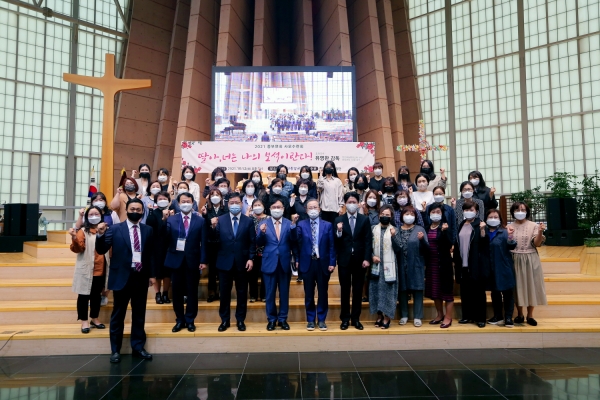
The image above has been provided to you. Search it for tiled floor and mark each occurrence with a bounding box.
[0,348,599,399]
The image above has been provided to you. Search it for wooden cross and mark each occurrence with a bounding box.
[397,120,448,160]
[63,53,152,195]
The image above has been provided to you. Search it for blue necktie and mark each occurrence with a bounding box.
[311,220,318,257]
[233,216,238,236]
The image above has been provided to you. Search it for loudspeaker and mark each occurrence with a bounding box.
[545,229,585,246]
[2,203,39,236]
[4,204,23,236]
[24,204,39,236]
[546,198,578,230]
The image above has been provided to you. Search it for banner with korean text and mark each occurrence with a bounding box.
[180,141,375,174]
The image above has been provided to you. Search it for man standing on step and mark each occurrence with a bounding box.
[163,191,208,333]
[334,192,372,331]
[96,198,155,364]
[295,199,336,331]
[210,193,256,332]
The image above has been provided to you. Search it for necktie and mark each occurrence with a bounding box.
[350,215,355,235]
[275,220,281,240]
[132,225,142,271]
[233,216,238,236]
[183,215,189,234]
[311,220,318,257]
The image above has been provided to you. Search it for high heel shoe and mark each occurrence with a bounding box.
[155,293,163,304]
[162,291,171,304]
[440,320,452,329]
[429,316,444,325]
[90,321,105,329]
[81,327,90,334]
[380,318,391,329]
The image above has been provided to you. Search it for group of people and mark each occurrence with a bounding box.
[69,159,547,363]
[270,113,316,133]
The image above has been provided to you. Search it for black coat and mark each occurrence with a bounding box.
[145,208,168,267]
[334,213,373,267]
[453,219,490,283]
[426,225,454,296]
[473,185,498,213]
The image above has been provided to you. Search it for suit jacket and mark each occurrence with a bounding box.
[334,213,372,267]
[95,221,154,291]
[256,217,297,274]
[163,212,208,269]
[212,213,256,271]
[295,218,336,273]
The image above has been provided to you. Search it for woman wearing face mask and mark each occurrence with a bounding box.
[111,176,140,222]
[249,199,267,302]
[265,178,291,219]
[454,200,489,328]
[272,164,294,198]
[297,165,317,198]
[142,180,163,224]
[381,177,398,206]
[508,202,547,326]
[419,159,446,191]
[393,190,425,228]
[132,163,152,197]
[203,188,229,302]
[169,182,199,214]
[368,162,385,193]
[181,165,201,203]
[369,205,402,329]
[202,167,227,198]
[343,167,360,194]
[241,180,259,215]
[248,170,268,201]
[425,203,455,328]
[352,174,370,208]
[69,206,107,334]
[396,206,429,327]
[454,182,485,224]
[484,209,517,328]
[291,179,312,222]
[317,160,344,223]
[146,191,172,305]
[157,168,173,195]
[426,186,457,243]
[411,173,435,222]
[75,192,119,230]
[468,171,498,214]
[364,190,381,226]
[397,166,417,192]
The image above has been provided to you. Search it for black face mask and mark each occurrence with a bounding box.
[421,167,432,174]
[384,186,395,193]
[379,216,391,225]
[324,167,334,175]
[278,173,287,180]
[127,212,143,223]
[355,182,366,190]
[140,172,151,180]
[399,173,409,180]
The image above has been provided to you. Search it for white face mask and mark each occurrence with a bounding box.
[418,182,428,190]
[464,211,477,220]
[487,218,501,227]
[270,209,284,219]
[307,210,320,220]
[92,201,105,209]
[514,211,527,220]
[299,187,308,195]
[349,174,357,182]
[157,199,169,208]
[374,168,383,176]
[245,187,255,196]
[403,215,415,225]
[346,203,359,213]
[397,197,408,206]
[158,175,168,183]
[177,188,187,196]
[184,172,193,180]
[470,179,480,186]
[150,187,161,195]
[462,191,474,199]
[253,206,264,215]
[180,203,193,213]
[430,214,442,222]
[215,175,223,180]
[210,196,221,205]
[301,172,310,179]
[272,186,283,195]
[218,187,228,195]
[367,198,378,207]
[434,195,445,203]
[252,177,261,184]
[87,215,101,225]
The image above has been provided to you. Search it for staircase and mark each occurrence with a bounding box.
[0,231,599,356]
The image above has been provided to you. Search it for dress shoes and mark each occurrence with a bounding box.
[172,322,187,332]
[352,321,364,330]
[206,295,215,303]
[155,293,163,304]
[90,321,105,329]
[218,321,230,332]
[162,291,171,304]
[237,321,246,331]
[477,322,486,328]
[110,352,121,363]
[340,321,349,330]
[187,323,196,332]
[266,321,276,331]
[278,320,290,330]
[132,349,152,360]
[458,319,472,324]
[81,327,90,334]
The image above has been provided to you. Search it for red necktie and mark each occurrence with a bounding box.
[184,215,189,233]
[133,225,142,271]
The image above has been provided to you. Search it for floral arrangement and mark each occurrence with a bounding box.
[397,120,448,160]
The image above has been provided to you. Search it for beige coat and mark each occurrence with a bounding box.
[71,231,110,294]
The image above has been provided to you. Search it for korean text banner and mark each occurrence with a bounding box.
[180,141,375,174]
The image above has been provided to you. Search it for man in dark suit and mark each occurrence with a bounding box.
[96,198,155,363]
[334,192,372,330]
[163,191,208,333]
[210,193,256,332]
[256,199,297,331]
[295,199,336,331]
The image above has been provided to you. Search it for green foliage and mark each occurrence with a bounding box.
[578,171,600,237]
[584,238,599,247]
[511,186,547,219]
[544,172,578,198]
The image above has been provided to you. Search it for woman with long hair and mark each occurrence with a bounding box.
[317,160,344,223]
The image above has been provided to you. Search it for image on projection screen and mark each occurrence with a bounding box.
[213,70,355,143]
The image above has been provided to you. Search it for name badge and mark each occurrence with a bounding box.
[176,238,186,251]
[132,252,141,263]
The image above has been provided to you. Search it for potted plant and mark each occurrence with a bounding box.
[578,171,600,238]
